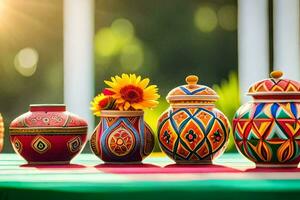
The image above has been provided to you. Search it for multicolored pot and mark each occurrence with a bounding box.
[0,113,4,152]
[90,110,155,163]
[233,71,300,167]
[157,75,230,164]
[9,104,88,164]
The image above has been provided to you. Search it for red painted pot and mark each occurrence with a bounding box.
[9,104,88,164]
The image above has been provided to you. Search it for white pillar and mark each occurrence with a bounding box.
[238,0,269,103]
[64,0,94,133]
[273,0,300,80]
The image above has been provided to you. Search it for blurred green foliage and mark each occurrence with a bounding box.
[213,72,240,151]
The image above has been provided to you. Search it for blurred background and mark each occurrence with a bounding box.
[0,0,242,153]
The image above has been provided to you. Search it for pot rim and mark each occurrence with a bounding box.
[100,110,144,117]
[170,103,215,108]
[30,104,66,106]
[251,99,300,103]
[30,104,66,112]
[9,126,88,135]
[247,92,300,96]
[167,95,219,102]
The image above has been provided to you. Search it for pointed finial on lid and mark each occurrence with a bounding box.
[186,75,199,85]
[270,70,283,79]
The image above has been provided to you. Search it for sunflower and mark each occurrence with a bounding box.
[104,74,160,110]
[90,93,115,116]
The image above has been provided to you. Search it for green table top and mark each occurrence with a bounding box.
[0,153,300,200]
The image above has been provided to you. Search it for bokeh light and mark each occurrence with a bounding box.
[120,41,144,71]
[95,17,145,70]
[95,18,135,58]
[111,18,134,44]
[194,6,218,33]
[14,47,39,77]
[218,5,237,31]
[95,28,119,57]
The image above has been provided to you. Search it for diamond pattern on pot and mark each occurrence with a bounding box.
[32,136,51,154]
[234,102,300,164]
[195,110,214,129]
[206,119,227,152]
[13,138,23,153]
[180,120,205,151]
[158,119,178,152]
[172,110,189,130]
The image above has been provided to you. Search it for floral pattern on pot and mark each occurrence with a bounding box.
[90,111,154,163]
[9,104,88,164]
[157,75,230,164]
[158,107,230,163]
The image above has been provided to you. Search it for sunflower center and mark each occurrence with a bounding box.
[120,85,143,103]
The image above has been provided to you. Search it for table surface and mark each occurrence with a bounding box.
[0,153,300,200]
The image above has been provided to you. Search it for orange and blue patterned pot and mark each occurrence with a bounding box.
[9,104,88,164]
[90,110,155,163]
[233,71,300,167]
[157,75,230,164]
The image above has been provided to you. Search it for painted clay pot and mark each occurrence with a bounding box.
[9,104,88,164]
[233,71,300,167]
[90,110,155,163]
[0,113,4,152]
[157,75,231,164]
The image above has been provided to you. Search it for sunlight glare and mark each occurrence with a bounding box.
[0,0,7,22]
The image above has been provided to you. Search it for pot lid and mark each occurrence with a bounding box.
[166,75,219,103]
[247,70,300,97]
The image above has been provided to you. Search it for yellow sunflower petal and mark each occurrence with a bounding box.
[143,93,160,100]
[124,101,131,110]
[111,76,117,83]
[115,75,123,84]
[90,93,110,116]
[113,93,122,98]
[131,103,144,110]
[122,73,130,81]
[144,84,158,91]
[136,75,141,84]
[116,74,127,86]
[104,80,116,88]
[103,73,160,110]
[141,100,159,108]
[139,78,150,89]
[116,98,125,104]
[129,74,136,84]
